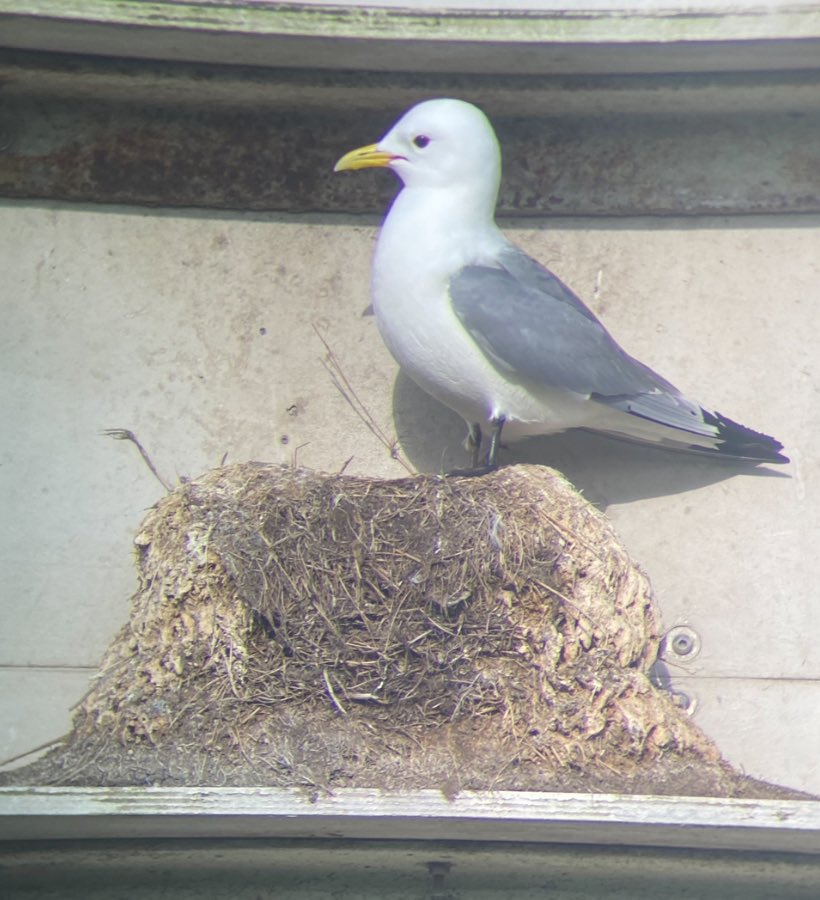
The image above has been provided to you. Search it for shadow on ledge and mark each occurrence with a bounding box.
[391,371,788,509]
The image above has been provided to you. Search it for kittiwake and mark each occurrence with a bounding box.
[334,98,787,468]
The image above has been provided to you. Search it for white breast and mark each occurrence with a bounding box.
[371,189,593,439]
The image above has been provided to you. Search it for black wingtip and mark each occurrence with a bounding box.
[703,410,789,464]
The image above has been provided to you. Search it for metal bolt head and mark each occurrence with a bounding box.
[662,625,701,662]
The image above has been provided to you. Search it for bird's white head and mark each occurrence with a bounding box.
[335,98,502,214]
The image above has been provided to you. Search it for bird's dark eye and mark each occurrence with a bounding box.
[413,135,431,149]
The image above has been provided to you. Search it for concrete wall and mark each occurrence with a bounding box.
[1,2,818,796]
[2,199,818,793]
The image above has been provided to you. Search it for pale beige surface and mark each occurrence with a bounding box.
[1,201,817,793]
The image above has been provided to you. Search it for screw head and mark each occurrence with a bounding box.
[662,625,701,662]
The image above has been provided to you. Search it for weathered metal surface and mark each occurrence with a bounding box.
[4,50,820,117]
[1,89,819,216]
[2,0,820,75]
[2,834,819,899]
[1,50,819,216]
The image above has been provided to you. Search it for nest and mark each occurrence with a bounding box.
[2,463,803,796]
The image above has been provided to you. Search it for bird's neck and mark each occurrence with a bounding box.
[378,183,502,273]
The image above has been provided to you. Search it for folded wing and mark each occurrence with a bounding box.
[449,245,787,462]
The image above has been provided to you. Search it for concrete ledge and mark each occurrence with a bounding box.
[2,787,820,852]
[1,1,820,74]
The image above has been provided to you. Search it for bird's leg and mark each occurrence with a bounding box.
[485,415,506,468]
[446,417,505,478]
[466,422,482,468]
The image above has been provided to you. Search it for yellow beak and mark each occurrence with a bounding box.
[334,143,396,172]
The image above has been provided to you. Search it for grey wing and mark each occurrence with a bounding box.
[449,246,667,397]
[449,246,713,435]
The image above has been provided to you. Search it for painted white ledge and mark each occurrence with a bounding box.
[1,787,819,852]
[1,1,819,73]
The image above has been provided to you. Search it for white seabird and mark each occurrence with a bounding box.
[334,98,787,468]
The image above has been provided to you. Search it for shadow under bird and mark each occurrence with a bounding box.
[334,98,788,469]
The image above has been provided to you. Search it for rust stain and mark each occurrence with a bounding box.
[1,99,818,216]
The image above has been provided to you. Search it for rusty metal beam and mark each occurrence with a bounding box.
[1,51,819,216]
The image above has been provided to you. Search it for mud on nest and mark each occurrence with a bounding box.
[3,463,799,796]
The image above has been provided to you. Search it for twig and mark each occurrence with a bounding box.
[532,578,605,637]
[322,669,347,716]
[102,428,173,492]
[222,646,242,699]
[313,325,414,474]
[0,735,68,768]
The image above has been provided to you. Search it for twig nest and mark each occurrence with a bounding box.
[2,464,800,796]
